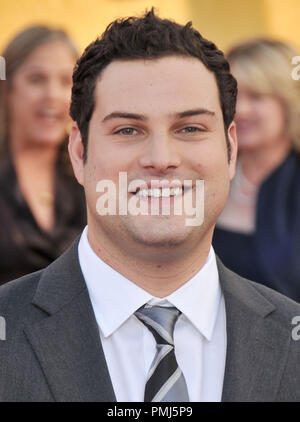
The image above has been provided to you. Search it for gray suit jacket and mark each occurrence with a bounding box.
[0,238,299,402]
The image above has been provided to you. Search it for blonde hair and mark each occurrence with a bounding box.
[227,39,300,152]
[0,25,78,157]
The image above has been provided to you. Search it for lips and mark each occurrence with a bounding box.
[36,108,64,123]
[130,180,192,198]
[236,121,257,132]
[135,187,183,198]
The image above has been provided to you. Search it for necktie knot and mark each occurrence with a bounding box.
[135,305,181,345]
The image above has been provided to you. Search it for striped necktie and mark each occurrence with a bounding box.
[135,305,190,402]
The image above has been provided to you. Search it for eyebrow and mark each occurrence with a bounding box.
[23,65,72,74]
[102,108,215,123]
[174,108,215,119]
[102,112,147,122]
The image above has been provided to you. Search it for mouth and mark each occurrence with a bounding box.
[36,108,64,124]
[236,121,257,132]
[131,183,193,199]
[134,186,183,198]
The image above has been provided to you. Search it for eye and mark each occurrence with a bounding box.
[60,75,72,87]
[27,74,46,84]
[180,126,204,134]
[249,93,262,101]
[115,127,138,136]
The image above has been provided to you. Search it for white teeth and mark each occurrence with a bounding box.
[136,187,183,197]
[171,187,182,196]
[162,188,170,197]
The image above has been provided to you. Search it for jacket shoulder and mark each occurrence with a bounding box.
[247,277,300,330]
[218,258,300,324]
[0,270,44,317]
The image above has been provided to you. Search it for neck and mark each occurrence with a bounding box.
[10,135,59,210]
[10,138,58,173]
[239,139,291,186]
[87,223,213,298]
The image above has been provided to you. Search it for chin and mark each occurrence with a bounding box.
[127,223,192,249]
[34,135,65,148]
[135,236,187,248]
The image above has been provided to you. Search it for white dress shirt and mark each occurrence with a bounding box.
[78,226,227,402]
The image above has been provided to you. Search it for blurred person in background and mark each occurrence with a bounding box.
[213,39,300,302]
[0,26,86,284]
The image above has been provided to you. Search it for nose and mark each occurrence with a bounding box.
[138,131,181,174]
[44,77,69,102]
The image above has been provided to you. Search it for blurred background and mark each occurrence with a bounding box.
[0,0,300,53]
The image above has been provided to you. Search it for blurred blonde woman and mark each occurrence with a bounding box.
[0,26,86,284]
[213,38,300,302]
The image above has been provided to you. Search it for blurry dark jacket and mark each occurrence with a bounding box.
[214,150,300,302]
[0,152,86,284]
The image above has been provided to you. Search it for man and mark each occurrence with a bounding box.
[0,10,299,402]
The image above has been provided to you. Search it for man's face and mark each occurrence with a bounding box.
[69,56,237,259]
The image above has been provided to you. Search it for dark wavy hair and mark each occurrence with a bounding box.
[70,9,237,161]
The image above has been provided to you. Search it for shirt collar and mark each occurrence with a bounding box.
[78,226,221,341]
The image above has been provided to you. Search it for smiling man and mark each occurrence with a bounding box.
[70,54,236,297]
[0,10,299,402]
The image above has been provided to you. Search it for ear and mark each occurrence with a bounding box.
[68,122,85,186]
[227,121,238,181]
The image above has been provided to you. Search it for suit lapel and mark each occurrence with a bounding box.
[217,259,291,402]
[24,239,116,402]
